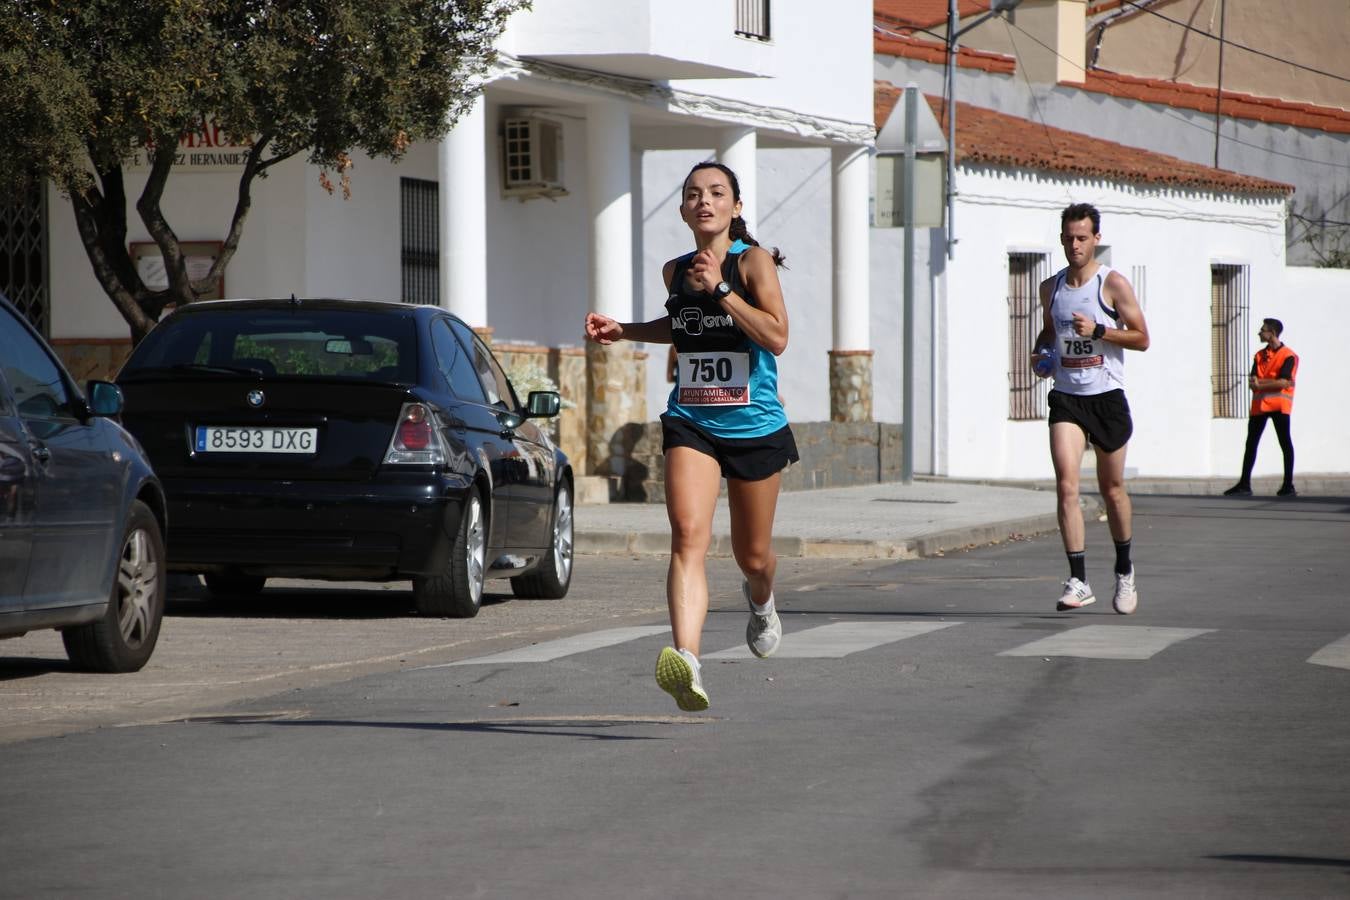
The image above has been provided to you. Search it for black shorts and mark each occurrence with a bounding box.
[1048,389,1134,453]
[660,413,799,482]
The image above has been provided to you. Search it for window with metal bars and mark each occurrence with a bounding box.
[400,178,439,306]
[736,0,771,41]
[0,179,50,336]
[1211,263,1250,418]
[1008,251,1050,420]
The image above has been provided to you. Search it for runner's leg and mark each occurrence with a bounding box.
[664,446,722,657]
[727,471,783,604]
[1094,441,1132,543]
[1050,422,1088,552]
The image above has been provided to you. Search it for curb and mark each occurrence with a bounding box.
[575,508,1082,561]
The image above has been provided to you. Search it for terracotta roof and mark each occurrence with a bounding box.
[874,82,1293,196]
[874,30,1350,136]
[874,31,1015,74]
[1082,70,1350,135]
[874,1,991,32]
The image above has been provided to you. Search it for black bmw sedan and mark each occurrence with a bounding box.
[117,298,573,618]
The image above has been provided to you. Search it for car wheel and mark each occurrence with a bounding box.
[511,480,573,600]
[413,488,486,618]
[203,572,267,598]
[62,500,166,673]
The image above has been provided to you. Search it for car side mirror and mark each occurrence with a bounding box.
[86,380,125,417]
[525,391,561,418]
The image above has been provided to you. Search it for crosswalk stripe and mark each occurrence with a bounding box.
[429,626,670,666]
[704,621,962,660]
[998,625,1212,660]
[1307,635,1350,670]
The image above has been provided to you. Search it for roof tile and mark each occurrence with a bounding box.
[874,82,1294,195]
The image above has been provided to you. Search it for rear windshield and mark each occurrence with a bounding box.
[122,308,416,381]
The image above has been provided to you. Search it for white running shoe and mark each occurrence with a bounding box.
[1113,568,1138,615]
[1056,577,1096,611]
[655,647,709,712]
[743,581,782,658]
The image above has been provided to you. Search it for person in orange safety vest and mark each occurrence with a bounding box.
[1224,318,1298,497]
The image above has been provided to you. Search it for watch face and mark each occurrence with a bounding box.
[716,282,730,296]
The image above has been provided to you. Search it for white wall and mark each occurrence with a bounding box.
[1268,267,1350,478]
[874,53,1350,267]
[942,167,1294,480]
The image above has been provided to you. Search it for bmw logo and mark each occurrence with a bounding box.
[246,390,265,408]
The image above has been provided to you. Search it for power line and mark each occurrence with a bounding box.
[1117,0,1350,86]
[998,16,1350,172]
[874,14,1350,173]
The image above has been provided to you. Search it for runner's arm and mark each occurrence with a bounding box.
[582,261,679,345]
[720,247,789,355]
[1097,270,1150,351]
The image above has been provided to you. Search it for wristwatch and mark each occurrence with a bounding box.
[1092,322,1106,340]
[714,281,731,298]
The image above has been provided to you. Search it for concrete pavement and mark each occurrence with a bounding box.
[575,473,1350,560]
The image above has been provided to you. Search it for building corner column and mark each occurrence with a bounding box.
[438,94,487,327]
[585,100,644,479]
[830,144,872,422]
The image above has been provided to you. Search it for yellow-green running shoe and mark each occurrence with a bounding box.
[655,647,709,712]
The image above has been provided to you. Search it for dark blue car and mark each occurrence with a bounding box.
[116,298,573,618]
[0,293,168,672]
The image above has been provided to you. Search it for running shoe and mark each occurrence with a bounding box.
[743,581,782,658]
[1056,577,1096,611]
[1112,568,1138,615]
[1277,484,1297,497]
[1223,483,1252,496]
[655,647,709,712]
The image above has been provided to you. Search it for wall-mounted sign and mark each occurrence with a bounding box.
[129,241,225,299]
[126,117,254,172]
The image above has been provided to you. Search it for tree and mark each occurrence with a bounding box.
[0,0,527,342]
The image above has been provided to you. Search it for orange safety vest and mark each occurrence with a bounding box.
[1250,343,1298,415]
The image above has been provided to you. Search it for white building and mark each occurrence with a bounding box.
[8,0,1346,489]
[28,0,879,484]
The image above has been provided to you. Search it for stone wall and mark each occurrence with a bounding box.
[624,420,904,503]
[50,339,133,383]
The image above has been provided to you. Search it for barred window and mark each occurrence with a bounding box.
[400,178,439,306]
[735,0,770,41]
[0,179,49,336]
[1008,252,1050,420]
[1211,263,1250,418]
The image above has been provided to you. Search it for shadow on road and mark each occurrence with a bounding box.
[167,583,515,621]
[210,716,687,741]
[1208,853,1350,871]
[0,657,76,680]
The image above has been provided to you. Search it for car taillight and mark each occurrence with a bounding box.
[398,406,433,450]
[383,402,446,465]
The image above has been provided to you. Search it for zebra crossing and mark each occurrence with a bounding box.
[429,621,1350,670]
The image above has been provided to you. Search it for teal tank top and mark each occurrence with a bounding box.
[663,240,788,439]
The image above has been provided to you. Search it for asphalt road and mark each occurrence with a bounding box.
[2,495,1348,899]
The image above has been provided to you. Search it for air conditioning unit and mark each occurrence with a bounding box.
[501,115,567,200]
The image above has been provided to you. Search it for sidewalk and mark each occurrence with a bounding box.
[575,474,1350,560]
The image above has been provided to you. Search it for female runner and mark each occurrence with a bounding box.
[584,161,796,710]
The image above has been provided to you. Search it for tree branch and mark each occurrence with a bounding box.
[135,137,188,313]
[69,183,155,341]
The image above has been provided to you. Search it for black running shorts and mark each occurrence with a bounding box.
[1048,388,1134,453]
[660,413,799,482]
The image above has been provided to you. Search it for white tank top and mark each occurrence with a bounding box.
[1049,264,1126,396]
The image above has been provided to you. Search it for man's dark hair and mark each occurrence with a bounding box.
[1263,317,1284,336]
[1061,202,1101,234]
